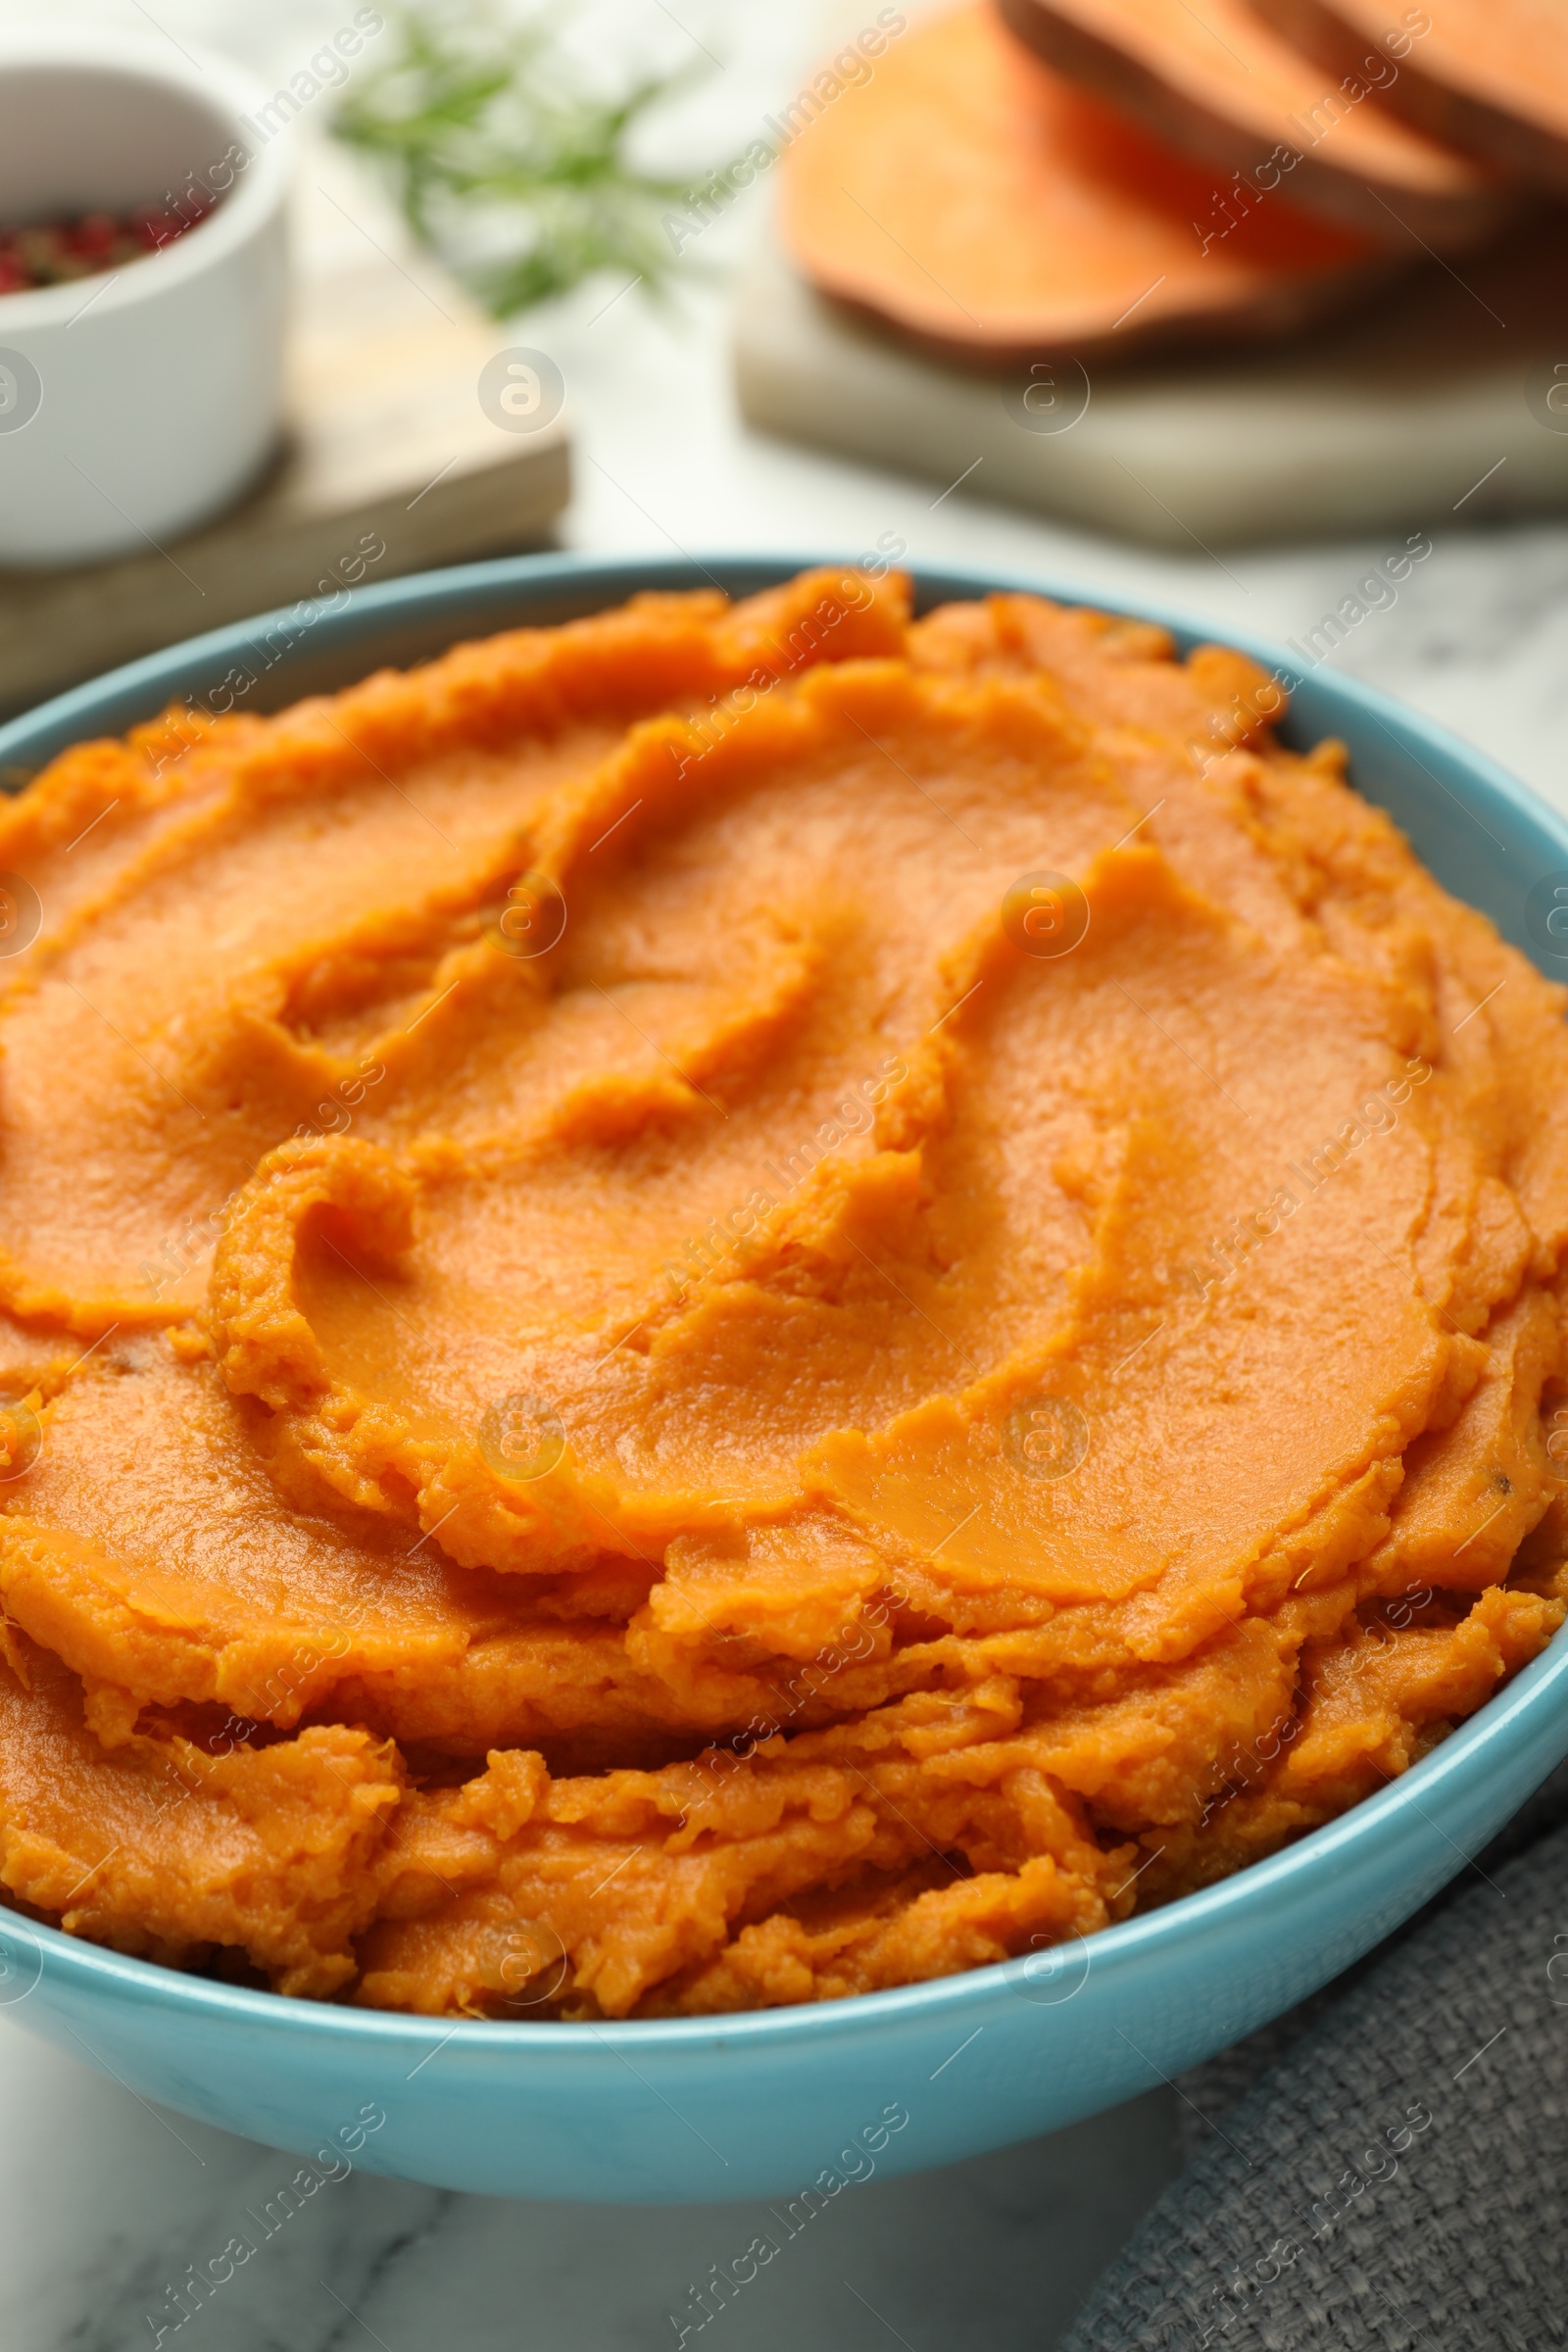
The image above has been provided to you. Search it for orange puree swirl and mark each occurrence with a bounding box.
[0,568,1562,2016]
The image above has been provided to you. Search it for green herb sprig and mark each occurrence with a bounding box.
[331,6,716,317]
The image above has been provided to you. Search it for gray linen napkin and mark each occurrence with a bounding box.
[1058,1764,1568,2351]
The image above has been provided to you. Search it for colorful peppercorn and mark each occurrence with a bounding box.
[0,197,215,295]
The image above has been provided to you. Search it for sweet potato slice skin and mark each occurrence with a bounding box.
[1256,0,1568,193]
[997,0,1513,248]
[778,0,1388,367]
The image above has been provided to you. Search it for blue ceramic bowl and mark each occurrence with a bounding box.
[1,553,1566,2206]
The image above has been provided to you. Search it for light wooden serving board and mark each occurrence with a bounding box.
[0,152,570,718]
[734,217,1568,548]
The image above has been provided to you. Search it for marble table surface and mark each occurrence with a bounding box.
[0,2016,1181,2350]
[0,1,1564,2345]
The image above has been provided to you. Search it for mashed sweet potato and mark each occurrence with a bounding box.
[0,566,1563,2017]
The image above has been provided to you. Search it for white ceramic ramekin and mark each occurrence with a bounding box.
[0,28,291,567]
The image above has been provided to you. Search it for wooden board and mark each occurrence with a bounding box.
[0,149,569,717]
[734,216,1568,548]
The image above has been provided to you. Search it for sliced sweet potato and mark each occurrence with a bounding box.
[778,0,1390,368]
[998,0,1513,249]
[1256,0,1568,193]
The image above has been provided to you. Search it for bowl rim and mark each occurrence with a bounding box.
[7,1620,1567,2055]
[4,544,1555,851]
[2,545,1566,2057]
[0,26,292,333]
